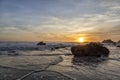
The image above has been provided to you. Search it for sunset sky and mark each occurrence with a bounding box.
[0,0,120,42]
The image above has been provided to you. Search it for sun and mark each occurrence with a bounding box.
[78,37,84,42]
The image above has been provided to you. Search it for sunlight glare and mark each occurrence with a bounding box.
[78,37,84,42]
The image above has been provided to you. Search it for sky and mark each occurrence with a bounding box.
[0,0,120,42]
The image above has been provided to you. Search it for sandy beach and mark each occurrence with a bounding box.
[0,43,120,80]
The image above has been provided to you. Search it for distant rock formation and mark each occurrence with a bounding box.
[117,45,120,47]
[37,41,46,45]
[102,39,115,43]
[71,42,109,57]
[102,39,116,45]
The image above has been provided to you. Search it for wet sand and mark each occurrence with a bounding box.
[0,46,120,80]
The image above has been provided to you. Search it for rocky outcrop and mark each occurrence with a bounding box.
[102,39,114,43]
[71,42,109,57]
[37,41,46,45]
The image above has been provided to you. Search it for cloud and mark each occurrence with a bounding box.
[0,0,120,41]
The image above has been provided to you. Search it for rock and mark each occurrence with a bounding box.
[102,39,116,45]
[117,45,120,47]
[7,50,19,56]
[71,42,109,57]
[37,41,46,45]
[102,39,114,43]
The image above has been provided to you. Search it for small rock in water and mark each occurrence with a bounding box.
[37,41,46,45]
[7,50,19,56]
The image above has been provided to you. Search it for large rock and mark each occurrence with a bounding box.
[71,43,109,57]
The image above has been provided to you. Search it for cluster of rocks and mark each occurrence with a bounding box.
[71,42,109,57]
[102,39,120,47]
[102,39,114,43]
[36,42,69,50]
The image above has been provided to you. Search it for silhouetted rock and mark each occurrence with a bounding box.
[71,42,109,57]
[102,39,114,43]
[55,46,60,49]
[117,45,120,47]
[7,50,19,56]
[37,41,46,45]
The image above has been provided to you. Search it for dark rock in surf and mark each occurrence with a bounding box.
[37,41,46,45]
[116,45,120,47]
[7,50,19,56]
[71,42,109,57]
[102,39,114,43]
